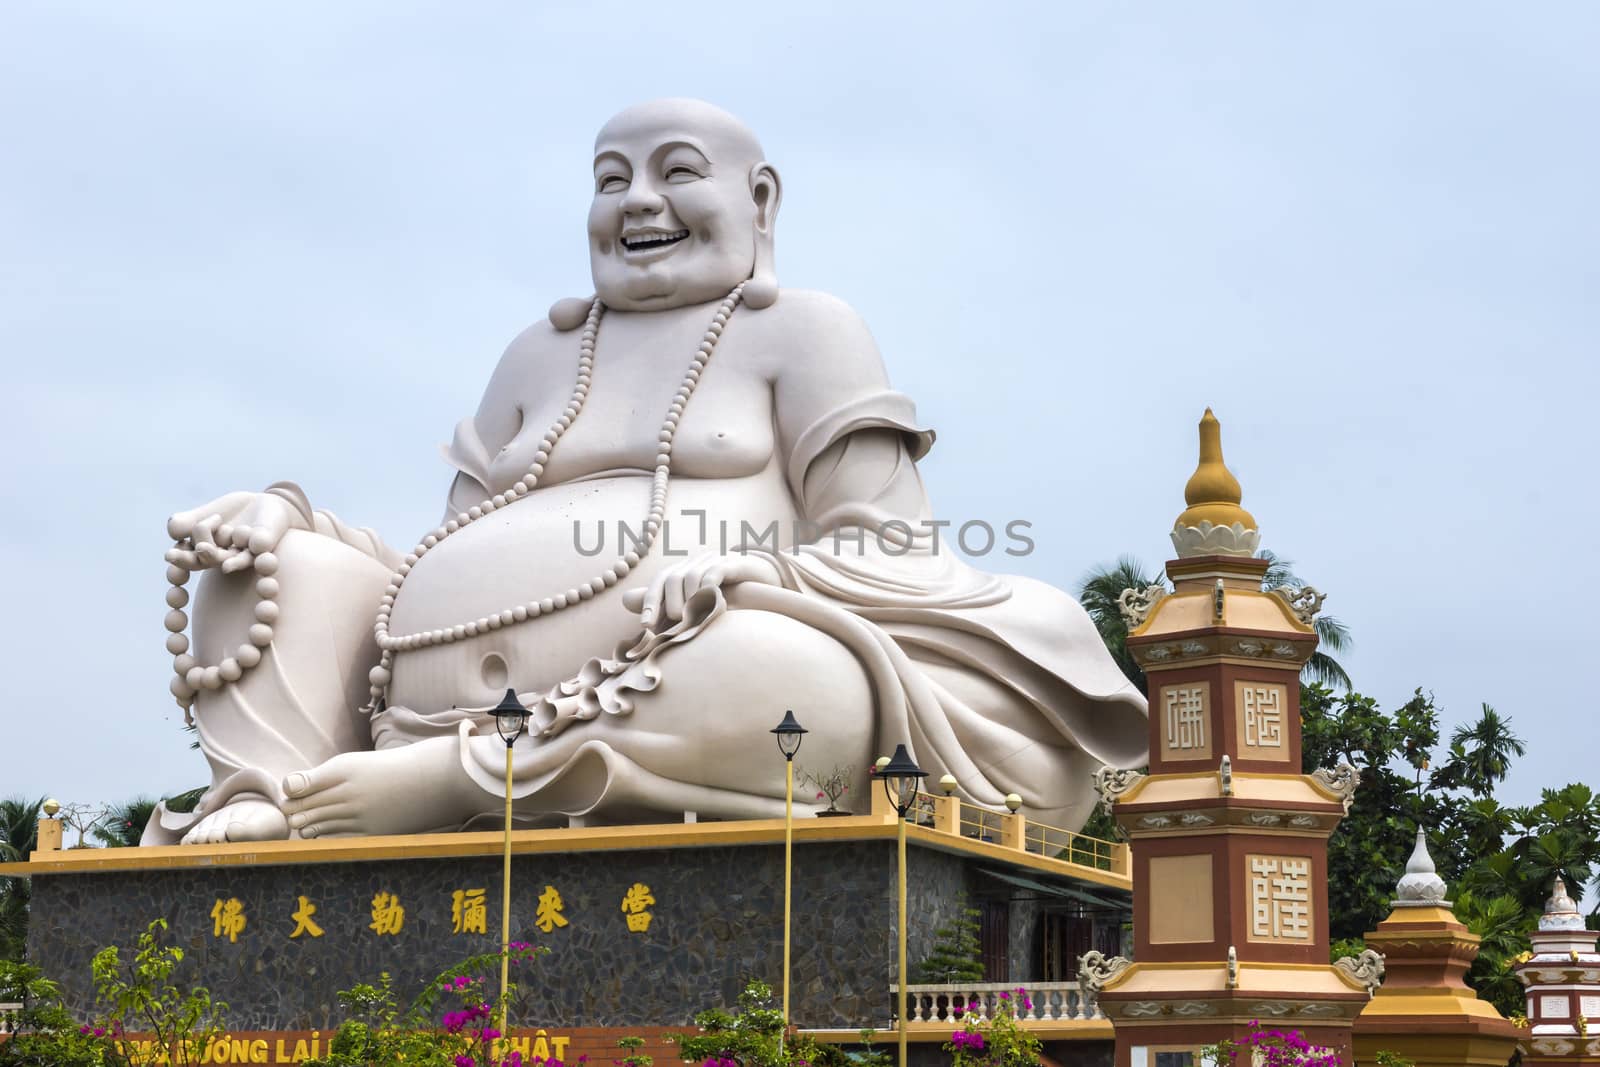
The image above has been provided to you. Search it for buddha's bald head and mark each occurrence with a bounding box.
[587,98,780,311]
[596,98,766,163]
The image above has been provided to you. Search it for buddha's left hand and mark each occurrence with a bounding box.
[625,552,782,628]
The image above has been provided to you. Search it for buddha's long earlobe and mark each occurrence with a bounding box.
[548,295,596,331]
[743,162,782,309]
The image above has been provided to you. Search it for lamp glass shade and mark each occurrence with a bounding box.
[878,743,927,817]
[771,709,807,761]
[492,688,531,745]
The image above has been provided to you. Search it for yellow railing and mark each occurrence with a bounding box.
[956,798,999,842]
[1023,821,1118,872]
[907,792,940,828]
[870,787,1128,878]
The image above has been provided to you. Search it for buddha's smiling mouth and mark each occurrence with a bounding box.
[620,229,689,257]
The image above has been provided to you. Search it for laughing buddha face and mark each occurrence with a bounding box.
[587,99,780,311]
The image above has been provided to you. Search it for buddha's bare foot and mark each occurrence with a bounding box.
[179,797,289,845]
[281,737,483,838]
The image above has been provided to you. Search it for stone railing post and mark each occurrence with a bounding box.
[931,794,959,835]
[869,778,895,817]
[36,817,62,853]
[999,810,1026,851]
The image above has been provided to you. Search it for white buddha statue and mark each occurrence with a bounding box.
[148,98,1147,845]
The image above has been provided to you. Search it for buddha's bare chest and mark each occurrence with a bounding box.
[482,315,776,489]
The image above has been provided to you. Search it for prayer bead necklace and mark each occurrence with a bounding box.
[365,283,746,705]
[159,284,745,714]
[161,553,280,712]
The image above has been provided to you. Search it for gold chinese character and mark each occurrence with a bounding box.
[620,882,655,933]
[210,897,246,943]
[452,888,488,935]
[369,891,405,935]
[534,885,568,933]
[289,895,324,939]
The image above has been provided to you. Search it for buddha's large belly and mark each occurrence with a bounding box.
[386,471,799,712]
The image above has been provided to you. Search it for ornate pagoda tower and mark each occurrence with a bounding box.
[1091,410,1372,1064]
[1352,827,1520,1067]
[1514,877,1600,1063]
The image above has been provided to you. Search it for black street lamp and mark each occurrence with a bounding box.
[771,709,807,761]
[494,688,531,746]
[491,688,530,1060]
[879,743,926,1067]
[771,710,807,1040]
[879,743,927,818]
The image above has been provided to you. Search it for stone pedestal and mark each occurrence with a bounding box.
[11,813,1129,1035]
[1351,905,1520,1066]
[1351,837,1520,1067]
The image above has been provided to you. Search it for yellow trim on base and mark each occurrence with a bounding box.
[1369,905,1461,926]
[1103,959,1371,997]
[0,814,1132,892]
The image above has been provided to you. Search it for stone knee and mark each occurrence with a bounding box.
[187,528,391,784]
[601,607,877,801]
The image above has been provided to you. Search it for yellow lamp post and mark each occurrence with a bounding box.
[491,688,532,1061]
[878,744,926,1067]
[770,710,808,1045]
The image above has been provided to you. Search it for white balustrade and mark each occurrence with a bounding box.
[888,981,1098,1024]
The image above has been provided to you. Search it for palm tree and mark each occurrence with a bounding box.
[1256,550,1353,690]
[1076,551,1354,692]
[91,797,157,848]
[1454,798,1516,862]
[1517,831,1594,914]
[0,796,43,961]
[1455,890,1534,1017]
[1076,556,1160,689]
[1447,704,1526,798]
[0,797,41,865]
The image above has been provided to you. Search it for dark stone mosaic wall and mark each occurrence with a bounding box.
[30,839,1004,1031]
[1006,897,1043,982]
[904,849,973,978]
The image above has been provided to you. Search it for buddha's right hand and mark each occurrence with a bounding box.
[166,483,313,574]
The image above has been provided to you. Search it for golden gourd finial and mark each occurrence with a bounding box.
[1171,409,1258,556]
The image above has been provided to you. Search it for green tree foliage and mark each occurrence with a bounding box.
[0,797,42,962]
[92,798,157,849]
[1436,705,1526,798]
[1256,551,1352,690]
[1299,689,1599,1016]
[671,980,848,1067]
[0,958,104,1065]
[1300,686,1444,941]
[1076,555,1153,688]
[0,918,228,1066]
[915,896,986,983]
[304,943,545,1066]
[88,917,229,1066]
[614,1035,654,1067]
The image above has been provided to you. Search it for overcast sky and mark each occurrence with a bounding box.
[3,3,1595,827]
